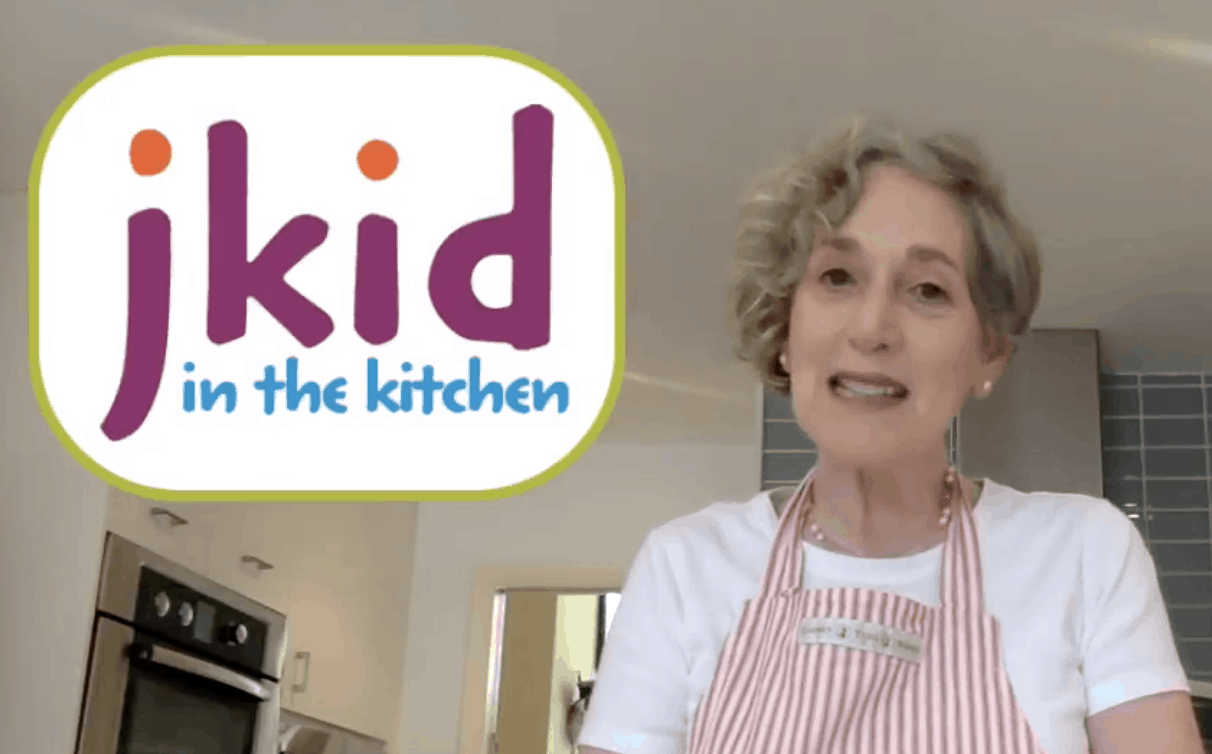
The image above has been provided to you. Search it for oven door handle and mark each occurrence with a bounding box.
[130,642,272,701]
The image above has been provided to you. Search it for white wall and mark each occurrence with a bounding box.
[0,192,109,752]
[396,438,760,753]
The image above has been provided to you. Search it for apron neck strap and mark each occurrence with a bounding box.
[939,481,984,609]
[761,472,815,595]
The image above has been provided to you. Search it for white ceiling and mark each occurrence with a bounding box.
[4,0,1211,443]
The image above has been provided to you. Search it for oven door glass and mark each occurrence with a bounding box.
[117,655,260,754]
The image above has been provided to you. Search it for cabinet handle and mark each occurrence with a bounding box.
[240,554,274,571]
[148,508,188,528]
[292,651,311,693]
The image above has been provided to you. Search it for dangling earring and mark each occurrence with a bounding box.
[939,467,958,527]
[981,380,993,397]
[779,352,788,371]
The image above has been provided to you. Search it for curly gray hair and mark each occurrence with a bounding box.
[732,114,1043,395]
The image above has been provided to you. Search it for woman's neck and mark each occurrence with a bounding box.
[807,449,966,558]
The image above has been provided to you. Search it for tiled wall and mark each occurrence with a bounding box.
[1100,372,1212,682]
[763,373,1212,681]
[759,391,958,490]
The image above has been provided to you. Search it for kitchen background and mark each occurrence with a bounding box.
[4,1,1212,753]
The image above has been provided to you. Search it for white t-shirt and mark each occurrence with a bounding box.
[579,480,1189,754]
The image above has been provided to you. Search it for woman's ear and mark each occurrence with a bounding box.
[977,330,1012,395]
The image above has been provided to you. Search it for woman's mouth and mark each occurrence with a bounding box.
[828,373,910,407]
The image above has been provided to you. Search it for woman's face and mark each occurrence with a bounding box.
[785,164,1006,463]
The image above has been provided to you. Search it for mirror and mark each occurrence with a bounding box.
[485,589,620,754]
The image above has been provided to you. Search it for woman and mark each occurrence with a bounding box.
[577,116,1202,753]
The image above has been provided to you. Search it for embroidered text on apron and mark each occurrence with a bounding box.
[686,472,1049,754]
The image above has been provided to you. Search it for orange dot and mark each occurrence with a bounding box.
[130,129,172,176]
[358,140,398,180]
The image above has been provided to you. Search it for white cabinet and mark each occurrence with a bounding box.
[103,491,417,747]
[104,490,220,577]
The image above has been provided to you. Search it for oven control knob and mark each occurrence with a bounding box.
[221,623,249,646]
[154,592,171,618]
[178,602,194,627]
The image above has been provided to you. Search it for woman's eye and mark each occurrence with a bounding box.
[820,269,853,288]
[913,282,951,304]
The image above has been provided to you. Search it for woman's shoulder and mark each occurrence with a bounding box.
[642,490,777,559]
[978,479,1140,547]
[627,492,778,610]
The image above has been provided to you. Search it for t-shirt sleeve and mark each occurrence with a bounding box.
[578,529,691,754]
[1080,504,1190,715]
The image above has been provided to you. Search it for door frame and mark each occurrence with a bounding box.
[456,565,623,754]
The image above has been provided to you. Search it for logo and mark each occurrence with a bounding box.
[30,46,625,501]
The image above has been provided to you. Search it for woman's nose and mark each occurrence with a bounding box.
[847,289,901,354]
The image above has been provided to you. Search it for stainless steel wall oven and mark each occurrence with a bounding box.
[76,533,287,754]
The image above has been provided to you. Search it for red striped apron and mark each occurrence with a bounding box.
[687,473,1049,754]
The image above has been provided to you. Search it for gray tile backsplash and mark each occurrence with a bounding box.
[1145,418,1207,447]
[1103,418,1142,447]
[1142,374,1204,386]
[1153,543,1212,573]
[1149,511,1212,541]
[1101,388,1139,416]
[1146,448,1208,478]
[1104,449,1143,478]
[1172,608,1212,639]
[1162,575,1212,606]
[1147,479,1211,508]
[1142,387,1203,416]
[763,371,1212,680]
[1101,372,1212,680]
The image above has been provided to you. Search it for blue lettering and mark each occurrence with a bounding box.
[182,362,197,412]
[323,378,348,413]
[442,379,467,413]
[366,358,399,412]
[254,365,286,415]
[285,357,320,413]
[468,357,502,412]
[415,365,444,415]
[201,380,237,413]
[533,381,569,413]
[399,362,414,412]
[505,378,530,414]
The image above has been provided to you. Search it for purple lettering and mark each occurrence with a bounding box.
[101,210,171,441]
[354,215,399,345]
[428,105,553,350]
[207,120,333,347]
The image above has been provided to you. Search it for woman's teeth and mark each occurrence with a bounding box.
[831,377,909,399]
[843,383,897,397]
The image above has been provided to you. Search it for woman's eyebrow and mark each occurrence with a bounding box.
[825,236,860,253]
[826,236,962,274]
[906,245,962,274]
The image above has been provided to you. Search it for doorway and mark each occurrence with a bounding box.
[485,589,621,754]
